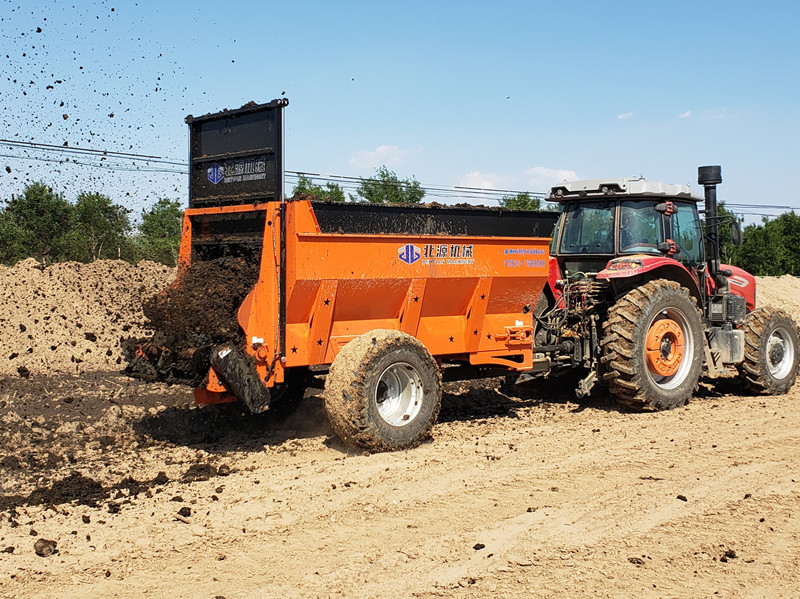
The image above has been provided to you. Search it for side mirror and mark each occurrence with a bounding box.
[729,221,743,246]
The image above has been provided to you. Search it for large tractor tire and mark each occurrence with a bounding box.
[601,279,704,410]
[324,330,442,452]
[738,307,800,394]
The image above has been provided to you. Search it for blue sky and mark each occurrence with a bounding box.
[1,0,798,223]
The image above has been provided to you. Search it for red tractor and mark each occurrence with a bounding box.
[529,165,799,409]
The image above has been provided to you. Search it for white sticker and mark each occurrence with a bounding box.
[515,320,524,326]
[218,347,232,360]
[251,336,264,345]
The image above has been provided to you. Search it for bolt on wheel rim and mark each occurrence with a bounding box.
[645,308,695,390]
[374,362,424,427]
[766,327,795,379]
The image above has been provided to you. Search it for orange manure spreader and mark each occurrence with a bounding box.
[134,99,800,451]
[135,99,557,451]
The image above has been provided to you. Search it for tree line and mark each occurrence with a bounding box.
[294,166,553,209]
[0,182,183,267]
[718,203,800,276]
[1,172,792,277]
[293,166,426,205]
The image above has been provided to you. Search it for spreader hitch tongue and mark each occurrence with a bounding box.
[209,344,271,414]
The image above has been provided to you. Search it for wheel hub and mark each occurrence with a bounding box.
[646,318,685,377]
[766,328,794,378]
[769,338,785,368]
[374,362,424,427]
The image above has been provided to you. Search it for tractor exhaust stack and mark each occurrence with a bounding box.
[698,165,723,282]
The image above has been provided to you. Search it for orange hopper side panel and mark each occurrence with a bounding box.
[197,200,551,392]
[280,200,550,373]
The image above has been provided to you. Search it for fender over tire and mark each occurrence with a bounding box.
[324,329,442,451]
[601,279,703,410]
[738,307,800,394]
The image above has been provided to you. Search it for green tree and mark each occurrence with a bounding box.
[135,198,184,266]
[0,209,28,265]
[733,212,800,276]
[2,182,73,264]
[714,201,744,266]
[72,192,132,261]
[778,211,800,275]
[738,219,783,276]
[499,192,542,211]
[292,175,345,202]
[351,166,425,205]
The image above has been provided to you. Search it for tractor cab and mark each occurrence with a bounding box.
[547,177,705,279]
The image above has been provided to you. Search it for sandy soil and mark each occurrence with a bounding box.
[0,259,174,378]
[1,267,799,598]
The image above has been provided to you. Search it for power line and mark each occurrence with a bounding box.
[0,138,168,161]
[0,152,187,174]
[726,203,795,210]
[5,139,800,213]
[2,143,548,202]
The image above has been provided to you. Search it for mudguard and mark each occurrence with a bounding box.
[597,255,703,303]
[718,264,756,311]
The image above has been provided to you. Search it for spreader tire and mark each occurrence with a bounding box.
[267,369,314,418]
[324,330,442,451]
[738,307,800,394]
[601,279,703,410]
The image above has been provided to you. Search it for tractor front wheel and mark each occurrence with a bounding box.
[324,330,442,451]
[601,279,704,410]
[738,307,800,394]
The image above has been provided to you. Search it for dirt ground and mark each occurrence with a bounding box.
[1,267,799,598]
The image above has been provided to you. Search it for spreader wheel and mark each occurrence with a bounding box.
[738,307,800,394]
[324,330,441,451]
[601,279,704,410]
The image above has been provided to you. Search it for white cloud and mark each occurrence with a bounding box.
[523,166,580,190]
[349,145,415,169]
[678,110,692,119]
[458,166,580,194]
[617,112,634,120]
[458,170,504,189]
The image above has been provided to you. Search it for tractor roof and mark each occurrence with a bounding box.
[548,176,701,203]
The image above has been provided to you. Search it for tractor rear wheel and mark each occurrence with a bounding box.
[601,279,703,410]
[324,330,441,451]
[738,307,800,394]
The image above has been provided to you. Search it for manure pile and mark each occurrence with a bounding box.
[0,259,175,377]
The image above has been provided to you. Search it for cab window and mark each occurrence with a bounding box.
[619,201,664,254]
[672,202,704,267]
[558,201,615,254]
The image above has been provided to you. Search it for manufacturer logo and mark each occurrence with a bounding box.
[398,244,421,265]
[207,163,224,185]
[729,275,750,288]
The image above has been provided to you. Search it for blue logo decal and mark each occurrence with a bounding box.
[398,244,421,265]
[207,163,224,185]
